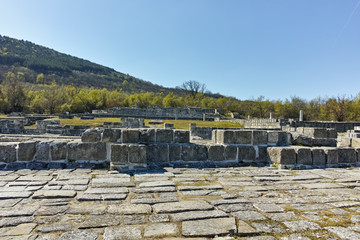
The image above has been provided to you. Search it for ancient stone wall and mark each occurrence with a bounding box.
[0,118,25,134]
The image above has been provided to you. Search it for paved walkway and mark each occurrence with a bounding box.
[1,167,360,239]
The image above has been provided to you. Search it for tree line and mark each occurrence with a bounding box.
[0,72,359,121]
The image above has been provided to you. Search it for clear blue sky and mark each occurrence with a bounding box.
[1,0,360,101]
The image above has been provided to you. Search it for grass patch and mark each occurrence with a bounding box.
[50,117,122,128]
[144,119,244,130]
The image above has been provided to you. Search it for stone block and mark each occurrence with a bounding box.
[238,145,255,162]
[68,142,107,161]
[111,144,128,164]
[233,131,252,144]
[252,130,268,145]
[18,141,37,161]
[0,143,17,163]
[50,141,67,161]
[181,144,208,161]
[257,145,269,162]
[323,147,338,166]
[139,129,156,143]
[146,144,169,163]
[327,129,337,139]
[296,127,305,134]
[356,148,360,163]
[34,141,51,161]
[173,130,189,143]
[169,144,181,162]
[338,148,357,164]
[156,129,173,143]
[208,145,225,161]
[303,128,327,138]
[212,130,218,144]
[352,138,360,148]
[312,138,336,147]
[291,133,312,146]
[267,131,289,146]
[312,148,326,166]
[337,137,352,147]
[267,147,296,165]
[225,145,237,160]
[128,144,146,164]
[102,128,122,143]
[81,128,102,142]
[294,147,312,165]
[122,129,140,143]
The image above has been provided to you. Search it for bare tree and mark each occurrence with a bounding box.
[178,80,206,98]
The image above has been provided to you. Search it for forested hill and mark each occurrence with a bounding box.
[0,35,170,93]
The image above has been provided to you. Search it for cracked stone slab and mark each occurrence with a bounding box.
[103,226,142,240]
[79,215,121,229]
[139,181,175,187]
[0,191,33,199]
[153,200,213,213]
[37,224,72,233]
[325,226,360,240]
[0,216,35,227]
[1,223,37,236]
[108,204,152,214]
[253,203,285,213]
[84,187,129,194]
[144,223,179,238]
[283,220,321,232]
[0,205,40,217]
[32,190,76,198]
[170,210,228,222]
[182,217,236,237]
[231,210,267,221]
[237,220,258,235]
[177,184,223,190]
[59,230,98,240]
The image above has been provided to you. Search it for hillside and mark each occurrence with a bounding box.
[0,35,171,93]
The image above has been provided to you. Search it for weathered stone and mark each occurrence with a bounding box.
[35,205,69,216]
[267,147,296,165]
[338,148,357,164]
[37,224,72,233]
[139,128,156,143]
[79,215,120,228]
[146,144,169,163]
[323,147,338,166]
[251,222,285,234]
[293,147,312,165]
[268,131,289,146]
[225,145,237,160]
[0,216,35,227]
[108,204,151,214]
[182,217,236,237]
[291,133,312,147]
[18,141,37,161]
[169,144,181,162]
[1,223,37,236]
[170,210,227,221]
[283,220,321,232]
[122,129,140,143]
[102,128,122,143]
[32,190,76,199]
[311,138,336,147]
[49,141,67,160]
[149,214,170,223]
[0,205,39,217]
[174,130,190,143]
[124,215,146,225]
[252,130,268,145]
[267,212,298,221]
[181,144,208,161]
[325,227,360,240]
[111,144,128,164]
[0,142,17,163]
[208,145,225,161]
[144,223,179,238]
[153,200,213,213]
[103,226,142,240]
[0,191,33,199]
[68,142,107,161]
[237,220,258,235]
[311,148,326,166]
[238,145,255,161]
[34,141,51,161]
[231,210,266,221]
[81,128,102,142]
[156,129,173,143]
[59,230,98,240]
[253,203,284,213]
[128,144,146,164]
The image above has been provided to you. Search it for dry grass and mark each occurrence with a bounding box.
[145,119,244,130]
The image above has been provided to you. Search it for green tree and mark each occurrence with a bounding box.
[3,72,26,112]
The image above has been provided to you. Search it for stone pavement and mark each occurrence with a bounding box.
[1,167,360,239]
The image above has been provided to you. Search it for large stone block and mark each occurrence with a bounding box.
[34,141,51,161]
[225,145,237,160]
[304,128,327,138]
[352,138,360,148]
[122,129,140,143]
[102,128,122,143]
[146,144,169,163]
[18,141,37,161]
[252,130,268,145]
[327,129,337,139]
[323,147,338,166]
[156,129,173,143]
[68,142,107,161]
[337,148,357,164]
[50,141,67,161]
[139,129,156,143]
[311,148,326,166]
[169,144,181,162]
[81,128,102,142]
[238,145,255,162]
[311,138,336,147]
[0,142,17,163]
[181,144,208,161]
[356,148,360,163]
[291,133,312,147]
[129,144,146,164]
[267,147,296,165]
[337,137,352,147]
[111,144,128,164]
[173,130,190,143]
[294,147,312,165]
[208,145,225,161]
[267,131,289,146]
[233,131,252,144]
